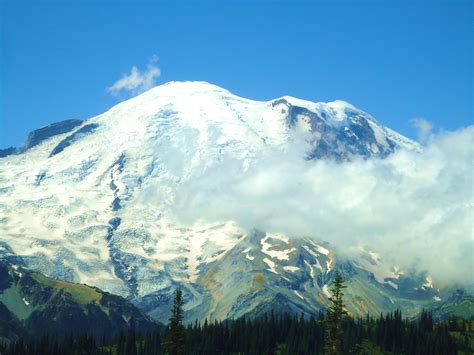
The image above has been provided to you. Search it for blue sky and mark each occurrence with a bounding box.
[1,0,472,148]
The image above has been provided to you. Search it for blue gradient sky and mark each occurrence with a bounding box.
[1,0,472,147]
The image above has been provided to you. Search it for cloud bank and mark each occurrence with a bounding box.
[172,127,474,285]
[108,55,160,97]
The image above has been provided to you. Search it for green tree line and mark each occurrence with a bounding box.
[1,275,472,354]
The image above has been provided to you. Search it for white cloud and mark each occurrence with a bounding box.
[411,117,434,144]
[172,127,474,285]
[107,55,161,97]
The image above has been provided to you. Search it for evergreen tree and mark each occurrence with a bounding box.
[164,288,186,355]
[1,302,469,354]
[325,270,347,355]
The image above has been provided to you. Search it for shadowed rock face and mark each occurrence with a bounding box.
[49,123,99,157]
[0,119,83,158]
[275,100,399,161]
[0,147,17,158]
[23,119,83,150]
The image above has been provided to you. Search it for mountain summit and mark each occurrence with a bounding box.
[0,81,447,322]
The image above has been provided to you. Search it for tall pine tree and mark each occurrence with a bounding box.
[325,270,347,355]
[164,288,186,355]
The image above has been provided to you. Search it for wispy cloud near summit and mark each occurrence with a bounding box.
[411,117,434,145]
[107,55,160,97]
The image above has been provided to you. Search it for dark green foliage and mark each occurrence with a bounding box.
[163,288,186,355]
[325,271,347,354]
[1,312,471,355]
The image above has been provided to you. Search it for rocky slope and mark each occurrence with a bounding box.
[0,261,156,342]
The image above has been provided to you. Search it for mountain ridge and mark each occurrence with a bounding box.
[0,81,468,323]
[2,81,419,155]
[0,261,156,342]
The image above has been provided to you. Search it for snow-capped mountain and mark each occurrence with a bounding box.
[0,81,447,321]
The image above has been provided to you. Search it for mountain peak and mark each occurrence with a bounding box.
[0,81,423,323]
[145,80,233,97]
[274,96,373,123]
